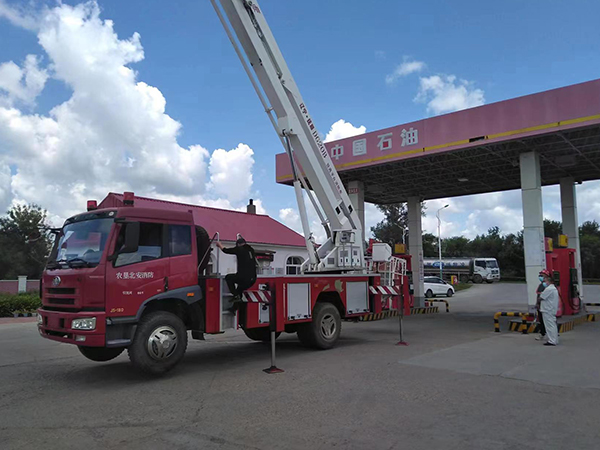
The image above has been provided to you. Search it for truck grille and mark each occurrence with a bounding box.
[47,287,76,295]
[47,298,76,305]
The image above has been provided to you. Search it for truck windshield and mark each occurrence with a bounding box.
[486,260,498,268]
[48,218,114,268]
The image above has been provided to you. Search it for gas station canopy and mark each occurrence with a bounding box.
[276,79,600,203]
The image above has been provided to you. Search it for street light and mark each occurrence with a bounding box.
[436,204,449,279]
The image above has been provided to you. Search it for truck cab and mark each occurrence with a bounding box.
[472,258,501,283]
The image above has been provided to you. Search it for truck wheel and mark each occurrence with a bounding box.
[128,311,188,375]
[473,274,483,284]
[297,303,341,350]
[425,289,434,298]
[243,327,281,342]
[485,280,494,284]
[460,275,469,284]
[446,289,454,298]
[78,346,124,362]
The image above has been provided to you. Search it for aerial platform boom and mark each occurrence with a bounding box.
[212,0,364,272]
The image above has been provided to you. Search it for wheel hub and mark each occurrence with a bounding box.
[320,314,337,339]
[147,325,178,360]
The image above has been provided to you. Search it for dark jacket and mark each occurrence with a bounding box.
[222,244,257,279]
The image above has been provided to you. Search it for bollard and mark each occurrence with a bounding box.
[493,311,528,333]
[396,287,409,346]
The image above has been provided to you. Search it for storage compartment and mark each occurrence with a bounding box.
[346,281,369,314]
[372,243,392,262]
[287,283,311,320]
[245,302,270,328]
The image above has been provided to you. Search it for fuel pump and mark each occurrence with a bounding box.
[545,235,581,316]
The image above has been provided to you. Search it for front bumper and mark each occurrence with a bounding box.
[38,308,107,347]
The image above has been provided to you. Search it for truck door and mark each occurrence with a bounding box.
[167,224,197,291]
[105,222,168,318]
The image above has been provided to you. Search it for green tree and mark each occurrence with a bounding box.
[371,203,426,249]
[422,233,437,257]
[443,236,470,257]
[0,204,52,279]
[579,221,600,279]
[543,219,563,244]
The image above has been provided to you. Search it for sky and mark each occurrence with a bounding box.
[0,0,599,242]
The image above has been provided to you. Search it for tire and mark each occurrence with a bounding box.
[243,327,281,342]
[459,275,469,284]
[78,346,124,362]
[297,303,341,350]
[485,280,494,284]
[425,289,434,298]
[128,311,188,375]
[473,274,483,284]
[446,289,454,298]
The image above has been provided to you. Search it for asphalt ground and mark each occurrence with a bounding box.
[1,283,600,450]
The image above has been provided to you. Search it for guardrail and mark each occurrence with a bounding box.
[425,299,450,313]
[493,311,529,332]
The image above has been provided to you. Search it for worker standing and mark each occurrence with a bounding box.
[538,269,559,346]
[217,237,257,312]
[535,281,547,341]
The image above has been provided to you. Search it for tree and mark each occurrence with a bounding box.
[371,202,426,249]
[0,204,52,279]
[543,219,563,244]
[579,221,600,279]
[443,236,470,257]
[422,233,437,257]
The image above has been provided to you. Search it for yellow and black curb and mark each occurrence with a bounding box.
[494,312,528,332]
[509,313,598,334]
[411,306,439,315]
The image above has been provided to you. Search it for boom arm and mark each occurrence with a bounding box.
[212,0,364,271]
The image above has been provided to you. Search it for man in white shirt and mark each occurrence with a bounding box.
[538,269,559,346]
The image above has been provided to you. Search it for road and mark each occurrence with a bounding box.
[1,282,599,450]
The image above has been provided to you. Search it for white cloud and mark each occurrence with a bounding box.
[385,58,426,85]
[0,0,38,31]
[415,74,485,115]
[0,54,48,106]
[209,143,254,203]
[324,119,366,143]
[0,1,264,225]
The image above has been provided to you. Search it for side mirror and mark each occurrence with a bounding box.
[122,222,140,254]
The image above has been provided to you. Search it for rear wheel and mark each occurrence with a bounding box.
[460,275,469,284]
[128,311,188,375]
[473,274,483,284]
[78,346,124,362]
[446,289,454,298]
[425,289,434,298]
[297,303,341,350]
[243,327,281,342]
[485,280,494,284]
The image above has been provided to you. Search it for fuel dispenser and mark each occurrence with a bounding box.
[545,235,581,316]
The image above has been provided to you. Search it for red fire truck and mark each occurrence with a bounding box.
[37,0,409,374]
[38,192,382,374]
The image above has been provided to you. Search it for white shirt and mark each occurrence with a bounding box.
[539,284,559,315]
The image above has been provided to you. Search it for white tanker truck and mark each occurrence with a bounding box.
[423,257,501,284]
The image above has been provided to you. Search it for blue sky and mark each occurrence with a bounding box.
[0,0,599,240]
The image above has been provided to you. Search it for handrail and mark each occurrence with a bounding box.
[425,298,450,313]
[198,232,220,276]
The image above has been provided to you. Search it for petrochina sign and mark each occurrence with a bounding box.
[328,127,420,162]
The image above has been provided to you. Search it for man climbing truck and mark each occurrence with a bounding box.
[217,237,258,312]
[38,0,392,375]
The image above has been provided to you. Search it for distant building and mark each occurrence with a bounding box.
[99,193,308,276]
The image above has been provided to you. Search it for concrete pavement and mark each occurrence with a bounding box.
[1,282,599,450]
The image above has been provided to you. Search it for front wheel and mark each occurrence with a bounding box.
[297,303,341,350]
[128,311,188,375]
[446,289,454,298]
[473,274,483,284]
[78,346,124,362]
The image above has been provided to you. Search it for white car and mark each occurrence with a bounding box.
[424,277,455,298]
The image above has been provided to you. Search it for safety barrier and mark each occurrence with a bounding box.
[424,298,449,312]
[493,311,528,332]
[411,306,439,315]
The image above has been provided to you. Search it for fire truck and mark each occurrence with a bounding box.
[37,0,406,374]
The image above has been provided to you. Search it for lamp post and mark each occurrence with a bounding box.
[436,204,449,279]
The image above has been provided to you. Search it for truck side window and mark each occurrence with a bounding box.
[169,225,192,256]
[115,222,163,267]
[475,260,486,268]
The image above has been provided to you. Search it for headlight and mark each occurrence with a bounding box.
[71,317,96,330]
[37,314,43,325]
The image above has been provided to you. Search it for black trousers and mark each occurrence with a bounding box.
[538,310,546,336]
[225,273,255,297]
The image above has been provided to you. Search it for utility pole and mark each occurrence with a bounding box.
[436,204,449,279]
